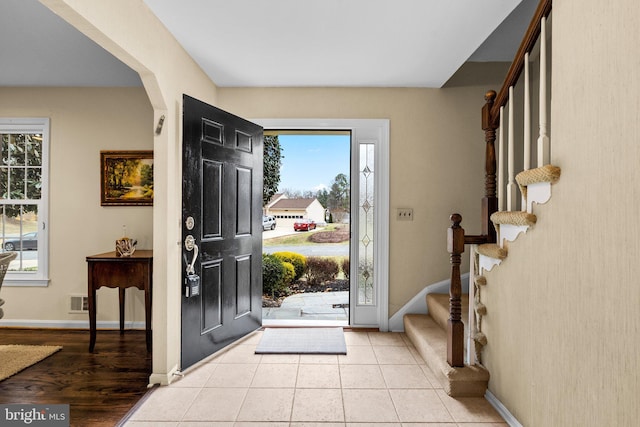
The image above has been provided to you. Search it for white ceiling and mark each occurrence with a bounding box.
[0,0,539,88]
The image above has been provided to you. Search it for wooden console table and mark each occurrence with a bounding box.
[86,250,152,352]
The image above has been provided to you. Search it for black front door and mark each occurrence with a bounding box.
[181,95,263,369]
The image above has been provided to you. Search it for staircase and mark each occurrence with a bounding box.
[402,0,554,398]
[404,164,560,397]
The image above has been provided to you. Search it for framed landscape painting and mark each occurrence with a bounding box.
[100,150,154,206]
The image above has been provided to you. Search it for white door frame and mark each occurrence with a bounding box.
[253,118,389,331]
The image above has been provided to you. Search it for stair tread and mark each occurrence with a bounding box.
[404,313,489,397]
[490,210,537,226]
[515,164,561,187]
[516,164,561,198]
[477,243,507,260]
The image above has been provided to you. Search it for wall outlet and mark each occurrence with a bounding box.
[397,208,414,221]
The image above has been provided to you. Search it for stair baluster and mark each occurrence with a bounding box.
[507,86,517,211]
[523,52,532,209]
[537,15,550,167]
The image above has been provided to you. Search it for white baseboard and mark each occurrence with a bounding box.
[0,319,145,329]
[485,390,523,427]
[388,272,470,332]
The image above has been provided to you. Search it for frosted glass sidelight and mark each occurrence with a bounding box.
[358,143,374,305]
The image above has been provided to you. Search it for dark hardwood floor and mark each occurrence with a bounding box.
[0,328,152,427]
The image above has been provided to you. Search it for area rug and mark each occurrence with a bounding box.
[0,345,62,381]
[255,327,346,354]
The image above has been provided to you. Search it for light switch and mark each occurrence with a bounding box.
[397,208,413,221]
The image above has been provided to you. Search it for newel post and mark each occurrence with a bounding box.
[447,213,465,367]
[481,90,499,243]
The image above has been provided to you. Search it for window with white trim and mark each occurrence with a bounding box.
[0,118,49,286]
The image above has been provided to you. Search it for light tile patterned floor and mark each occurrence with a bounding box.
[124,331,507,427]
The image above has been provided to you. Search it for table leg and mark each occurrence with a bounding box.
[119,288,125,335]
[88,285,97,352]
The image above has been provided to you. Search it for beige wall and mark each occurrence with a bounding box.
[218,86,499,316]
[0,87,153,323]
[481,0,640,425]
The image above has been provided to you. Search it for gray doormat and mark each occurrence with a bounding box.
[255,327,347,354]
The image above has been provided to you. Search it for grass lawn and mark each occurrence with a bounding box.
[263,232,315,246]
[263,224,349,247]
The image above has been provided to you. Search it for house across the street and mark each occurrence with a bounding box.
[267,196,326,228]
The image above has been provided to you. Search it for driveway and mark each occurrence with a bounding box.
[262,225,299,239]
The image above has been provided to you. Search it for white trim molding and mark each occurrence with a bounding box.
[485,390,523,427]
[0,117,50,286]
[0,319,145,329]
[252,119,390,331]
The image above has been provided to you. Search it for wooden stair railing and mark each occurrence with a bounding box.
[447,0,553,368]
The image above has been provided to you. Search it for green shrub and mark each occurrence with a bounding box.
[340,258,350,280]
[305,256,340,285]
[272,251,306,280]
[262,253,287,297]
[281,261,295,286]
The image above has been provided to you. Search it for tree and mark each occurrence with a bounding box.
[327,173,350,221]
[263,135,283,206]
[281,188,317,199]
[140,163,153,187]
[316,188,329,208]
[1,133,42,218]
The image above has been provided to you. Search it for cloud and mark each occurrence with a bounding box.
[313,184,328,192]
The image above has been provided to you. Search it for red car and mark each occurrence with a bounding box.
[294,219,316,231]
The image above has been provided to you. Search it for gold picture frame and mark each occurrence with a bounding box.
[100,150,154,206]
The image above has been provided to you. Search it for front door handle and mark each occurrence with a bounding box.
[184,234,198,275]
[187,244,198,275]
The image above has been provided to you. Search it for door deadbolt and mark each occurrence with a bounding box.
[185,216,195,230]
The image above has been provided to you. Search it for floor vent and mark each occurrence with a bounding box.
[69,295,88,313]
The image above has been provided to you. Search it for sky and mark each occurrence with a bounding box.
[276,134,350,194]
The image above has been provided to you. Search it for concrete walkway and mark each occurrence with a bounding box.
[262,291,348,321]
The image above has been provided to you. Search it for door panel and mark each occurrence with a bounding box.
[236,167,252,234]
[202,160,222,238]
[201,260,222,333]
[181,94,263,369]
